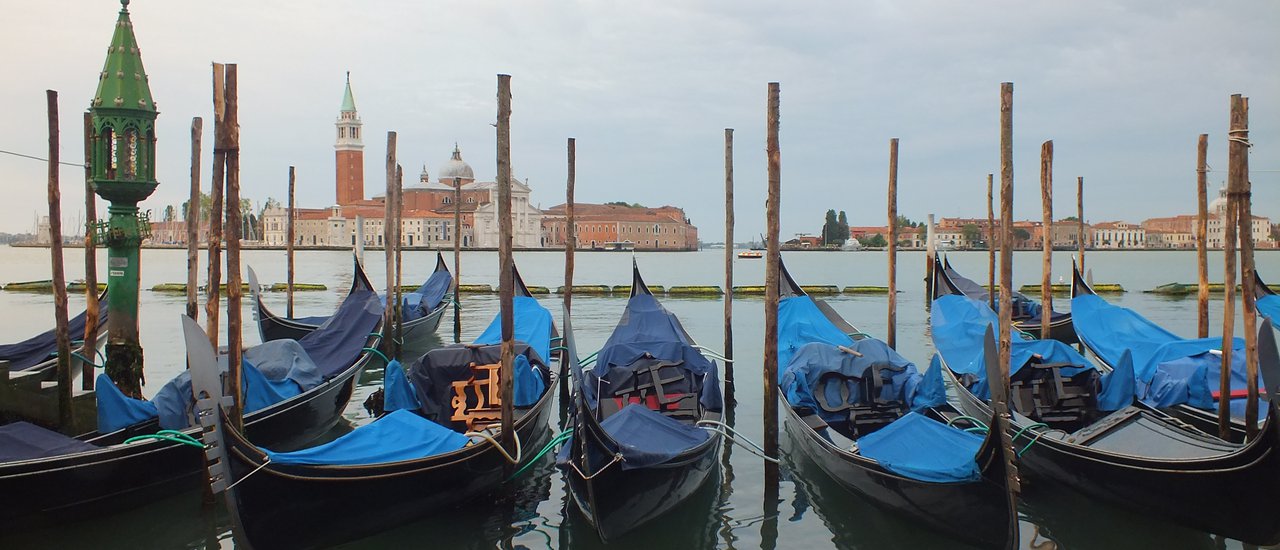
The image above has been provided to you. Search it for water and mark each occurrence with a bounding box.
[1,246,1277,549]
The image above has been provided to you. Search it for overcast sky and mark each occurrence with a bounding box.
[2,0,1276,240]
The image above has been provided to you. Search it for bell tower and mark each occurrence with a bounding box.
[89,0,159,397]
[335,72,364,205]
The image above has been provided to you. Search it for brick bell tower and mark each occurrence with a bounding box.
[334,72,364,205]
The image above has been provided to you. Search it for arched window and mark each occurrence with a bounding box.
[104,127,117,179]
[339,127,346,139]
[123,128,138,179]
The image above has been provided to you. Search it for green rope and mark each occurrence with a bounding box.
[550,336,563,343]
[70,352,103,370]
[848,331,874,340]
[549,346,568,354]
[963,427,990,434]
[1011,422,1050,456]
[946,415,989,430]
[124,430,205,448]
[363,347,391,366]
[508,428,574,481]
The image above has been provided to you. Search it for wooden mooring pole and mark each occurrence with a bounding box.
[1077,176,1085,272]
[384,131,397,351]
[1040,140,1053,340]
[452,177,462,343]
[83,112,101,390]
[565,138,576,316]
[223,64,244,428]
[287,166,296,318]
[886,138,899,349]
[997,81,1023,498]
[1196,134,1209,339]
[1218,97,1242,440]
[394,164,404,358]
[987,174,996,311]
[496,74,516,458]
[925,213,935,309]
[205,63,226,349]
[723,128,735,403]
[46,90,73,430]
[1231,95,1259,438]
[186,118,201,323]
[763,82,781,480]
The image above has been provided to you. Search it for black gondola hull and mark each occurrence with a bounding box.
[0,357,366,529]
[222,378,558,550]
[1012,314,1078,345]
[782,400,1014,549]
[946,365,1280,545]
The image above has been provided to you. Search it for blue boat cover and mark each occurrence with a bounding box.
[584,293,722,412]
[95,373,159,432]
[931,294,1096,399]
[383,359,422,412]
[296,283,382,377]
[780,340,935,425]
[293,314,330,326]
[265,409,469,466]
[411,269,453,318]
[778,296,856,381]
[944,265,1046,321]
[597,403,710,470]
[0,305,108,372]
[856,411,984,483]
[474,296,554,366]
[1072,294,1254,409]
[1259,294,1279,325]
[409,344,547,426]
[0,421,99,462]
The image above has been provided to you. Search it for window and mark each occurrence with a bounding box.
[123,129,138,179]
[339,127,345,139]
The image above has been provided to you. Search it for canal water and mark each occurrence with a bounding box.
[1,246,1276,549]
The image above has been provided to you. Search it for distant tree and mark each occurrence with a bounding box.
[960,224,982,248]
[821,209,839,245]
[835,211,849,246]
[604,201,644,208]
[1013,228,1031,244]
[1062,215,1079,222]
[858,233,887,248]
[163,205,175,222]
[895,215,918,228]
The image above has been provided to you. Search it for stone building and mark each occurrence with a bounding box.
[1092,221,1145,249]
[541,204,699,250]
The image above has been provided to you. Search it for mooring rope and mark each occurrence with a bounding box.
[696,420,780,464]
[508,428,574,480]
[464,428,523,465]
[226,456,273,491]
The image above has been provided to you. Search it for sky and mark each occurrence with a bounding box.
[1,0,1276,240]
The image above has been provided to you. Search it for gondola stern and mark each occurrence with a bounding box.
[1070,260,1094,299]
[778,256,806,298]
[629,259,654,298]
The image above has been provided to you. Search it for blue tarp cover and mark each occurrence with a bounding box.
[778,296,856,381]
[474,296,554,365]
[383,359,422,412]
[95,373,159,433]
[409,345,547,425]
[296,284,383,377]
[1072,294,1253,409]
[585,293,722,412]
[0,306,108,371]
[411,269,453,318]
[856,411,984,483]
[597,403,709,470]
[265,409,469,466]
[931,294,1095,398]
[780,340,929,425]
[0,421,98,462]
[1259,294,1279,325]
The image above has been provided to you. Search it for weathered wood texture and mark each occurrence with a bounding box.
[205,63,226,349]
[724,128,735,398]
[496,75,516,456]
[763,82,781,479]
[998,82,1022,495]
[453,177,462,343]
[1230,96,1259,436]
[1040,140,1053,339]
[987,174,995,311]
[887,138,899,349]
[83,112,101,390]
[1218,98,1242,440]
[287,166,296,318]
[223,64,244,427]
[565,138,576,315]
[1196,134,1209,338]
[1077,176,1085,272]
[46,90,73,429]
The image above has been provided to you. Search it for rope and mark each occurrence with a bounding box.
[1227,128,1252,148]
[226,456,273,491]
[696,420,780,464]
[1010,422,1050,456]
[0,148,87,167]
[123,430,205,448]
[508,428,574,480]
[848,332,874,340]
[362,347,390,366]
[567,452,623,480]
[464,428,523,465]
[70,352,104,370]
[946,415,990,430]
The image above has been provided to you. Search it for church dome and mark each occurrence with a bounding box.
[438,145,474,183]
[1209,186,1228,216]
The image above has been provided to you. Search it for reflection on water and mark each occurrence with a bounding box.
[2,249,1278,549]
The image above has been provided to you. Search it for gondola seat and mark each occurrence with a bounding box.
[1008,360,1100,428]
[813,362,908,438]
[597,359,702,423]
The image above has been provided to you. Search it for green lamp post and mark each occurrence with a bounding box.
[89,0,158,398]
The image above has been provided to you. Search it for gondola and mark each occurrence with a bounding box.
[938,257,1077,344]
[0,267,383,529]
[776,258,1016,549]
[1070,263,1260,440]
[0,292,109,392]
[1256,271,1279,324]
[931,265,1280,545]
[559,261,723,541]
[196,263,558,549]
[250,252,452,345]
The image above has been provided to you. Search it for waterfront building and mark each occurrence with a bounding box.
[541,203,699,250]
[1092,221,1146,249]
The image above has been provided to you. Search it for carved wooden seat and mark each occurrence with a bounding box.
[598,362,700,423]
[449,362,503,431]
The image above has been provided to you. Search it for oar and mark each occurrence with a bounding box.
[180,316,233,495]
[983,324,1021,549]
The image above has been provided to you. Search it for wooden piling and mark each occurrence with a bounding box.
[394,164,404,358]
[205,63,226,349]
[723,128,735,401]
[354,215,365,266]
[1230,96,1259,437]
[1218,97,1241,440]
[46,90,73,429]
[287,166,296,318]
[763,82,781,479]
[997,81,1022,496]
[1196,134,1209,338]
[496,74,516,457]
[186,118,201,323]
[987,174,995,311]
[1040,140,1053,340]
[452,177,461,343]
[565,138,576,316]
[384,132,397,340]
[1077,176,1085,272]
[886,138,899,349]
[223,64,243,428]
[925,213,936,307]
[82,112,100,390]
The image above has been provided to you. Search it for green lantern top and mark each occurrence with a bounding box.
[91,0,156,114]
